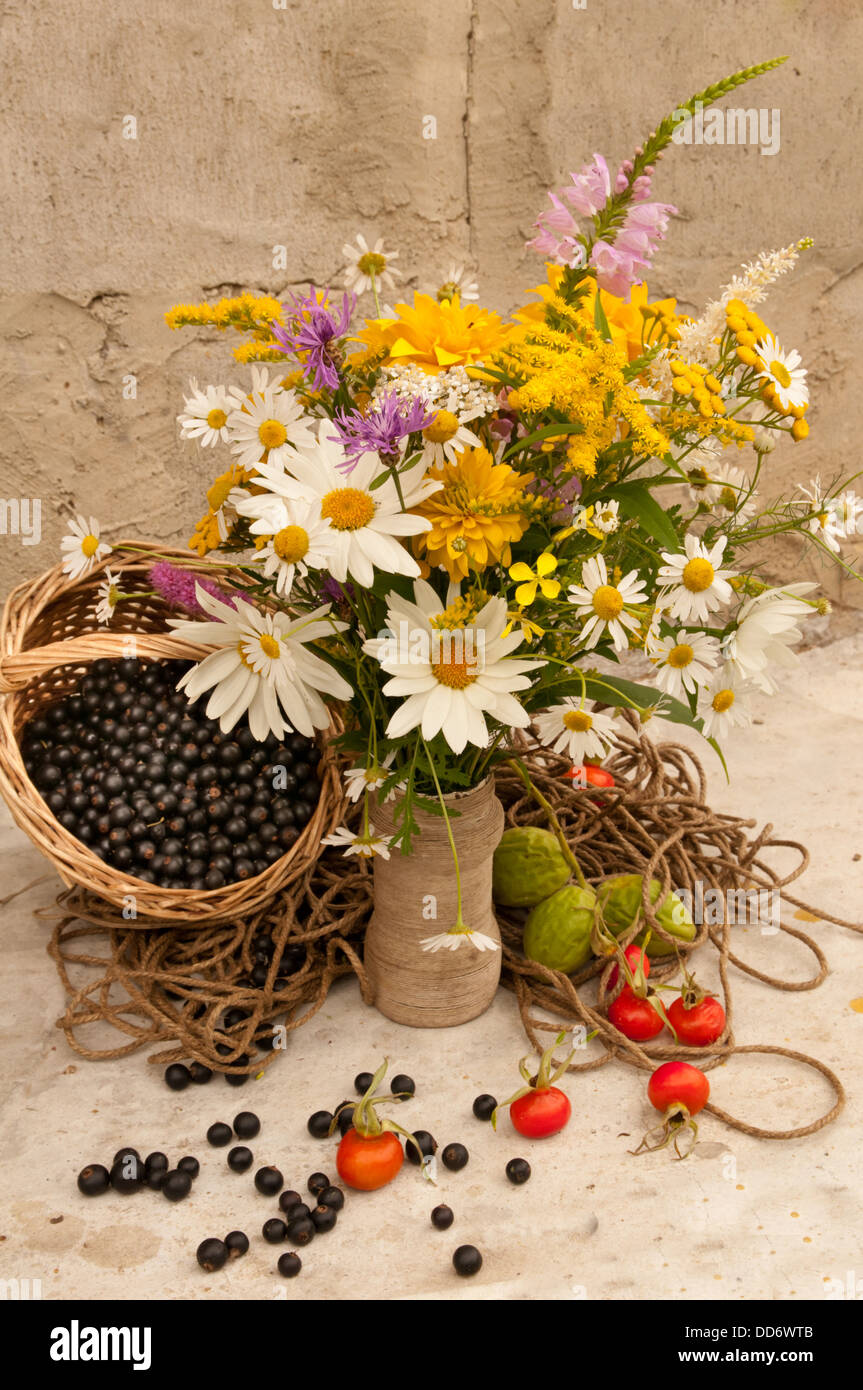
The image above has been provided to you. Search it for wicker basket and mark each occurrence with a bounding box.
[0,541,342,926]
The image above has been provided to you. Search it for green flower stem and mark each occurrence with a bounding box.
[368,269,383,319]
[506,757,588,891]
[422,736,466,930]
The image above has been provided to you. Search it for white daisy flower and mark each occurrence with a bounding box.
[321,824,391,860]
[246,496,336,599]
[420,928,499,953]
[657,534,736,624]
[227,384,316,472]
[753,334,808,411]
[93,568,122,627]
[796,477,847,553]
[684,436,725,504]
[342,233,401,296]
[723,582,817,694]
[437,264,479,304]
[650,628,720,699]
[697,668,752,739]
[591,499,620,534]
[177,380,241,448]
[343,753,403,804]
[61,515,111,580]
[168,586,352,742]
[419,390,483,467]
[534,699,618,763]
[363,579,545,755]
[567,554,648,652]
[828,490,863,537]
[710,462,757,522]
[235,420,441,589]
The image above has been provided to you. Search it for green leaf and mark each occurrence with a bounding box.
[593,290,613,343]
[612,480,681,552]
[502,420,584,461]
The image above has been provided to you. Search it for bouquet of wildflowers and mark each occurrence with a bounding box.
[72,57,859,924]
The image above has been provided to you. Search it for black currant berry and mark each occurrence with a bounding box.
[307,1110,333,1138]
[336,1106,355,1137]
[406,1131,437,1166]
[262,1218,287,1244]
[189,1063,213,1085]
[391,1073,415,1100]
[277,1251,302,1278]
[506,1157,531,1185]
[177,1156,200,1179]
[285,1216,315,1247]
[162,1170,193,1202]
[110,1157,144,1193]
[206,1122,233,1148]
[453,1244,483,1276]
[254,1166,284,1197]
[311,1204,337,1233]
[196,1238,227,1272]
[441,1143,469,1172]
[225,1230,249,1260]
[431,1204,454,1230]
[472,1094,497,1122]
[278,1189,303,1215]
[77,1164,110,1196]
[317,1185,345,1212]
[307,1172,329,1197]
[165,1063,191,1091]
[227,1146,253,1174]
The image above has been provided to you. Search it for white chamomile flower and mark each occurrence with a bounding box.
[363,579,544,755]
[567,554,647,652]
[754,334,808,411]
[61,515,111,580]
[321,825,391,860]
[437,264,479,304]
[420,928,499,954]
[247,496,336,598]
[722,582,816,694]
[684,436,724,504]
[650,628,719,699]
[796,477,847,553]
[177,380,240,447]
[697,668,752,739]
[168,586,352,741]
[828,490,863,537]
[657,534,736,624]
[419,390,483,466]
[93,568,122,627]
[710,462,757,522]
[591,499,620,534]
[534,699,618,763]
[751,424,777,455]
[235,420,440,589]
[343,753,402,804]
[227,383,316,471]
[342,233,401,296]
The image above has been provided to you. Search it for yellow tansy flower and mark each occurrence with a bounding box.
[411,446,531,581]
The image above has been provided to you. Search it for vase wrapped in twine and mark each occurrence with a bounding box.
[364,777,504,1027]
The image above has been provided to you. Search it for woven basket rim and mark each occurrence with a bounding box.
[0,543,343,926]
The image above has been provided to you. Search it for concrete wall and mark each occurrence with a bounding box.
[2,0,862,624]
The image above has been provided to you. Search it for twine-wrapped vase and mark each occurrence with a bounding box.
[364,777,505,1027]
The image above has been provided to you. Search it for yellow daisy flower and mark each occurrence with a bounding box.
[410,446,531,581]
[188,462,252,557]
[354,292,513,374]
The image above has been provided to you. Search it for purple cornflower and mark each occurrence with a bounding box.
[331,389,434,473]
[150,562,239,615]
[320,575,355,606]
[268,286,355,393]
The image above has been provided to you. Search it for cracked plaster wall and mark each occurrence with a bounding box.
[1,0,862,627]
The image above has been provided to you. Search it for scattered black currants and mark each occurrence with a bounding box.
[227,1146,254,1174]
[307,1110,333,1138]
[406,1131,437,1166]
[453,1244,483,1276]
[196,1238,228,1272]
[21,658,322,890]
[254,1166,284,1197]
[233,1111,260,1140]
[431,1204,454,1231]
[441,1143,469,1172]
[77,1164,110,1197]
[391,1074,415,1100]
[506,1158,531,1185]
[472,1094,497,1122]
[207,1122,233,1148]
[277,1252,302,1278]
[225,1230,249,1260]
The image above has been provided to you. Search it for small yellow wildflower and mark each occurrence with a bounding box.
[508,553,560,605]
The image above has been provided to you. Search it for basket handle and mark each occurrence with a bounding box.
[0,633,211,694]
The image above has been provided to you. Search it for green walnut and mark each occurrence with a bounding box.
[523,884,598,973]
[492,826,571,908]
[596,873,696,956]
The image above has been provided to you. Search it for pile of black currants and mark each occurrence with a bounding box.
[21,657,322,890]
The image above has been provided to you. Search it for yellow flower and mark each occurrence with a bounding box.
[188,462,252,558]
[516,265,681,363]
[503,610,546,644]
[411,446,531,581]
[508,553,560,605]
[354,292,513,373]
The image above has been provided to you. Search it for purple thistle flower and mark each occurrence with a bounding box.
[331,389,434,473]
[319,574,354,606]
[268,286,355,393]
[150,562,239,615]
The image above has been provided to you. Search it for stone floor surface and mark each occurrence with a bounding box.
[1,636,862,1302]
